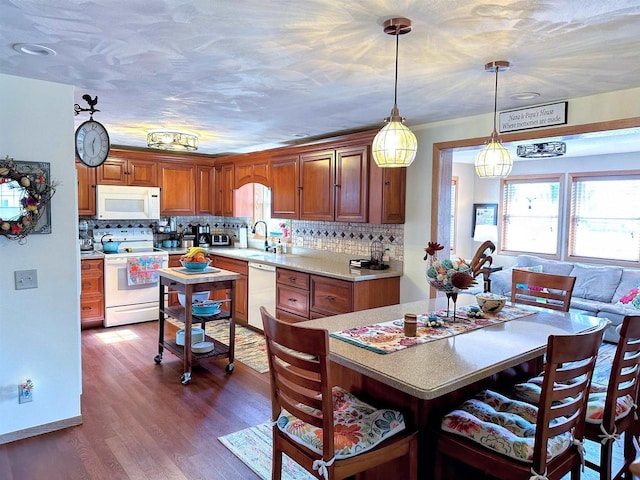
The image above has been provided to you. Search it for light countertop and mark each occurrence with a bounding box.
[161,246,403,282]
[301,296,605,400]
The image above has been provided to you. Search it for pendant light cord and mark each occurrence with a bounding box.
[394,32,399,106]
[492,65,499,133]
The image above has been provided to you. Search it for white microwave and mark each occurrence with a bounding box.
[95,185,161,220]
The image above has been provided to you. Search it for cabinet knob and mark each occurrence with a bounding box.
[288,298,297,302]
[384,181,391,186]
[326,295,335,301]
[288,277,297,282]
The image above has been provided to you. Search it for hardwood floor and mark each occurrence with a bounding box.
[0,321,272,480]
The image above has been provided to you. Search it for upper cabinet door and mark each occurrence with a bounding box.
[335,146,368,223]
[195,162,215,215]
[235,154,270,188]
[76,161,96,216]
[270,154,299,219]
[299,150,335,221]
[159,161,195,215]
[369,162,406,224]
[214,163,234,217]
[97,150,157,186]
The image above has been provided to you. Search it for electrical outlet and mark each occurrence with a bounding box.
[18,385,33,403]
[14,269,38,290]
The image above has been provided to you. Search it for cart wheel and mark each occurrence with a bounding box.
[225,362,235,374]
[154,354,162,365]
[181,372,191,385]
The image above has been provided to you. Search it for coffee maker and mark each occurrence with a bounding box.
[194,224,211,247]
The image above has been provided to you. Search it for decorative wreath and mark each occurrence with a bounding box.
[0,156,57,241]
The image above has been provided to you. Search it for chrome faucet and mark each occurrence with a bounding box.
[252,221,269,251]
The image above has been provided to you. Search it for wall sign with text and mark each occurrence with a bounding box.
[499,102,567,133]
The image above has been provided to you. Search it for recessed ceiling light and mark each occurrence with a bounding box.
[510,92,540,101]
[12,43,57,56]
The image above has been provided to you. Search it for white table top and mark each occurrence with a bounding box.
[301,296,606,400]
[157,267,241,284]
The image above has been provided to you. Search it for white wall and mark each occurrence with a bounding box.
[400,87,640,303]
[0,74,81,437]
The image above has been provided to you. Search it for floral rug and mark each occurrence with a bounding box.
[330,304,535,354]
[218,422,315,480]
[166,318,269,373]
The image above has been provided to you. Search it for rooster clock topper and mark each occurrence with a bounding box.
[74,94,110,167]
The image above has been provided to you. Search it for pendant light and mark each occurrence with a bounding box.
[475,60,512,178]
[372,17,417,168]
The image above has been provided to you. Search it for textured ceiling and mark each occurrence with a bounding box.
[1,0,640,156]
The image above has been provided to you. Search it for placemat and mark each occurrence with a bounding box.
[329,304,536,354]
[173,267,220,275]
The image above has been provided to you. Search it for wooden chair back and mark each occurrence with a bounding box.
[584,315,640,480]
[531,323,606,475]
[261,306,335,461]
[511,269,576,312]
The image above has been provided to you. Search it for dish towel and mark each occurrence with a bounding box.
[127,256,162,286]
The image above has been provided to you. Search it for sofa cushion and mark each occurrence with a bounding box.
[571,264,623,302]
[612,269,640,303]
[615,285,640,310]
[569,297,602,314]
[516,255,575,276]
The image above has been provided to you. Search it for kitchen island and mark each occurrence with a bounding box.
[301,295,605,479]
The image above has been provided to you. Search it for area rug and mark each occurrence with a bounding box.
[218,422,315,480]
[166,318,269,373]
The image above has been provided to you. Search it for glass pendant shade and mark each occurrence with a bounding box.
[372,114,418,167]
[474,133,513,178]
[147,131,198,151]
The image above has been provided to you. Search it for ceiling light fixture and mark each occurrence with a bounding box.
[475,60,513,178]
[517,141,566,158]
[147,130,198,151]
[12,43,56,56]
[371,17,417,168]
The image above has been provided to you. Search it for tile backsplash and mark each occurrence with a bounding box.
[80,216,405,261]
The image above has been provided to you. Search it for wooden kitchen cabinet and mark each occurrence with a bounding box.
[234,154,270,187]
[195,162,215,215]
[76,161,96,216]
[334,146,368,223]
[275,267,399,322]
[97,149,157,186]
[369,163,406,224]
[167,254,182,306]
[80,258,104,329]
[159,161,195,215]
[270,154,300,219]
[214,163,235,217]
[299,150,335,221]
[212,255,248,323]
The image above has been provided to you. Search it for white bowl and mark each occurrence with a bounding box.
[177,291,210,307]
[476,293,507,313]
[192,341,214,354]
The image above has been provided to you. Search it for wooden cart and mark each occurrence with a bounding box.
[155,267,241,384]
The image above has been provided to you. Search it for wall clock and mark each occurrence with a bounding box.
[75,119,110,167]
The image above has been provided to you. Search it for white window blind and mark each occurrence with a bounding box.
[570,174,640,262]
[501,177,561,255]
[450,178,457,252]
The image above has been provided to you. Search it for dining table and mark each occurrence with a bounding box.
[301,294,606,480]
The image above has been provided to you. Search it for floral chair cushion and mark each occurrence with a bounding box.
[441,389,572,462]
[514,376,635,424]
[276,386,406,459]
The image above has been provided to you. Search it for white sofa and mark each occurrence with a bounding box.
[488,254,640,343]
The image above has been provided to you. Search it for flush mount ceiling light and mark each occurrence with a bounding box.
[371,17,417,168]
[147,130,198,151]
[517,141,567,158]
[12,43,56,56]
[475,60,513,178]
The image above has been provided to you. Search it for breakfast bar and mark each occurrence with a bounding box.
[302,295,605,479]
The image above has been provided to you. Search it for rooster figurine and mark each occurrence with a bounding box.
[424,241,477,318]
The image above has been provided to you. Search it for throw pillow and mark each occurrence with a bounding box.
[616,285,640,310]
[514,265,546,292]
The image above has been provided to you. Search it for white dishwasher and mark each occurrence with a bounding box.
[247,262,276,331]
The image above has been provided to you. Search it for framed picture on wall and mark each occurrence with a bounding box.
[472,203,498,241]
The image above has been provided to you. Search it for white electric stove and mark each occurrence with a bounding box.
[93,227,169,327]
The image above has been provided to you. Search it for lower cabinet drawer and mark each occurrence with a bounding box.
[310,275,353,315]
[276,284,309,318]
[81,275,103,295]
[275,308,309,324]
[80,296,104,321]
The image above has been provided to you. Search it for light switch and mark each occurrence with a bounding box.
[14,269,38,290]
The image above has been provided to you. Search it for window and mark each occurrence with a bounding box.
[500,175,563,256]
[450,177,458,253]
[569,172,640,262]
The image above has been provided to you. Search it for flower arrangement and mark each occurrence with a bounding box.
[0,156,57,241]
[424,241,476,293]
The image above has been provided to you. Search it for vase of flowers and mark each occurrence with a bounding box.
[424,241,476,318]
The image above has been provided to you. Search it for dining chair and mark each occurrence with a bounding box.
[511,269,576,312]
[260,306,418,480]
[434,321,607,480]
[514,315,640,480]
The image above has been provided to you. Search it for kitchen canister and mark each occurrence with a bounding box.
[403,313,417,337]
